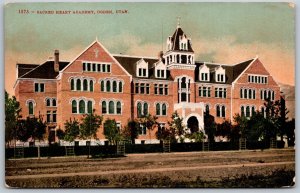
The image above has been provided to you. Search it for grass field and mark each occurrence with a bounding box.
[5,148,295,188]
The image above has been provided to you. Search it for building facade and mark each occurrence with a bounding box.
[14,24,281,145]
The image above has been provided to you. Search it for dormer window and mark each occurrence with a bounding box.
[154,61,166,79]
[199,64,210,82]
[179,35,188,51]
[136,59,148,78]
[215,66,226,83]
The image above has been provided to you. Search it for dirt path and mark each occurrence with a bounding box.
[6,161,294,180]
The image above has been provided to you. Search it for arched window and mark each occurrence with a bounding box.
[46,98,51,106]
[102,101,107,114]
[119,82,123,93]
[113,81,117,92]
[89,80,93,92]
[181,77,186,88]
[79,100,85,114]
[246,106,250,117]
[87,101,93,114]
[268,90,272,99]
[221,106,225,117]
[52,99,56,107]
[143,103,148,116]
[116,101,121,114]
[162,103,167,116]
[72,100,77,113]
[83,79,88,91]
[249,89,252,99]
[137,102,142,118]
[28,101,34,115]
[240,89,243,98]
[205,104,210,115]
[241,106,245,116]
[216,105,220,117]
[101,80,105,92]
[251,106,255,116]
[76,79,81,91]
[272,91,275,101]
[71,79,74,90]
[253,90,256,99]
[244,89,247,99]
[109,101,114,114]
[156,103,160,115]
[106,81,111,92]
[264,90,267,99]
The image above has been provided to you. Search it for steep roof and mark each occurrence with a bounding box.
[18,61,69,79]
[17,64,39,77]
[195,58,254,84]
[170,27,194,52]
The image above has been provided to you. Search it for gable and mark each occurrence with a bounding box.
[62,40,131,77]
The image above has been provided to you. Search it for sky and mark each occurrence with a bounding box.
[4,2,295,95]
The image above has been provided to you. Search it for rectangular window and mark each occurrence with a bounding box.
[154,84,158,94]
[87,63,91,71]
[52,111,57,123]
[146,84,150,94]
[102,64,106,72]
[92,63,96,71]
[203,87,207,97]
[140,83,145,94]
[97,64,101,72]
[135,83,139,94]
[157,70,161,78]
[215,88,226,98]
[159,84,163,95]
[83,63,86,71]
[47,111,51,122]
[143,69,146,77]
[107,64,111,72]
[161,70,165,78]
[35,83,45,92]
[164,85,168,95]
[138,68,142,77]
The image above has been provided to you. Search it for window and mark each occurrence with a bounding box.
[53,111,57,123]
[89,80,93,92]
[76,79,81,90]
[139,124,147,135]
[102,101,107,114]
[47,111,51,122]
[154,83,168,95]
[216,73,225,83]
[107,64,111,73]
[216,105,225,118]
[46,99,51,106]
[205,104,210,115]
[156,103,160,115]
[113,81,117,92]
[156,69,166,78]
[240,88,256,99]
[119,82,123,93]
[101,80,105,92]
[164,85,168,95]
[92,63,96,72]
[52,99,56,106]
[87,101,93,114]
[34,83,44,92]
[109,101,114,114]
[102,64,106,72]
[135,83,150,95]
[143,103,148,116]
[241,105,256,118]
[106,81,111,92]
[28,102,34,115]
[97,64,101,72]
[162,104,167,116]
[71,79,75,90]
[72,100,77,113]
[117,102,121,114]
[154,84,158,94]
[83,62,111,73]
[200,73,209,81]
[260,89,275,101]
[137,102,142,118]
[79,100,85,114]
[241,106,245,117]
[199,86,211,97]
[215,88,227,98]
[248,75,268,84]
[83,79,88,91]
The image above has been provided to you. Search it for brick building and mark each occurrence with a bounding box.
[14,24,280,145]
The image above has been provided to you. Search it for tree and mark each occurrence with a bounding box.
[103,119,122,145]
[215,120,233,141]
[186,131,206,143]
[5,91,21,146]
[79,110,103,140]
[56,127,65,144]
[286,118,295,146]
[233,113,248,139]
[137,114,158,143]
[167,111,186,143]
[204,113,216,142]
[121,119,140,144]
[64,118,80,143]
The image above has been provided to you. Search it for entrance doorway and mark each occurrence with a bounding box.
[187,116,199,133]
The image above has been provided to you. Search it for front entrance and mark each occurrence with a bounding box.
[187,116,199,133]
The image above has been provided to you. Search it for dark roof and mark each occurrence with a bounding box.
[195,58,254,84]
[17,64,39,77]
[19,61,69,79]
[170,27,194,52]
[113,55,173,80]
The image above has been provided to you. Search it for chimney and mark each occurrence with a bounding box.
[54,50,59,72]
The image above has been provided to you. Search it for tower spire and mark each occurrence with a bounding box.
[177,16,181,28]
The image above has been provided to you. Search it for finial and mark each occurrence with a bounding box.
[177,16,181,28]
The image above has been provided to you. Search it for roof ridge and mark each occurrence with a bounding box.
[112,54,157,60]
